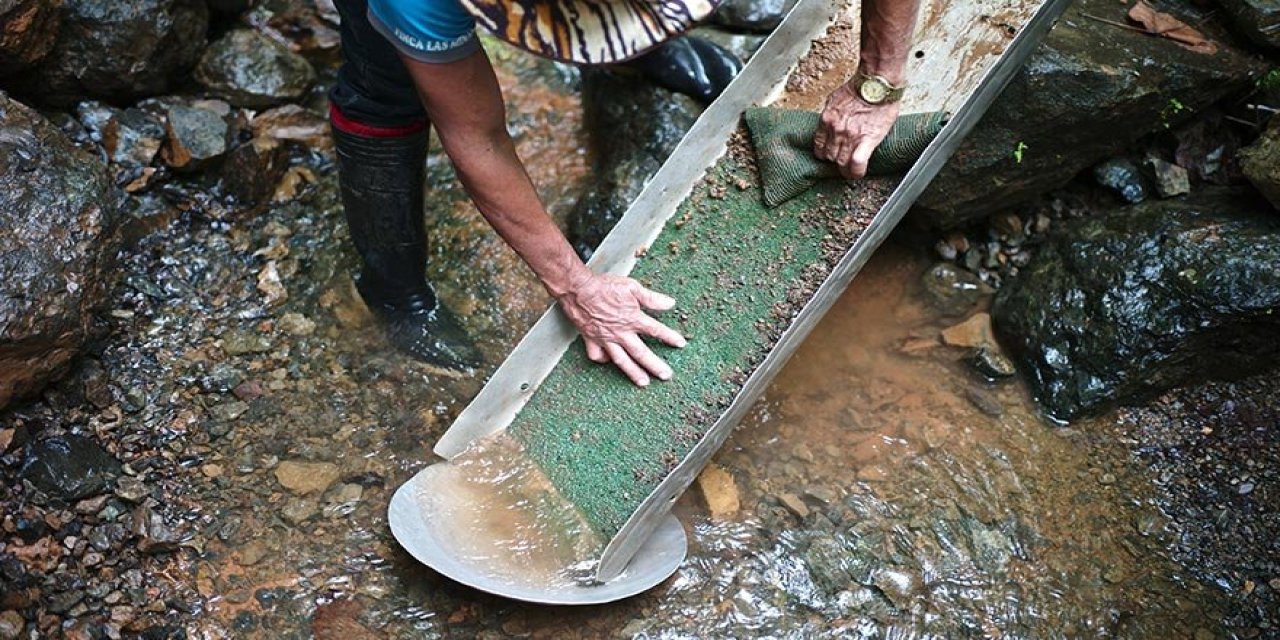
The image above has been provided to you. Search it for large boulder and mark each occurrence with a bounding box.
[1239,115,1280,210]
[914,0,1265,229]
[10,0,208,106]
[0,92,121,410]
[0,0,61,77]
[194,28,315,108]
[992,188,1280,420]
[566,69,701,257]
[1217,0,1280,49]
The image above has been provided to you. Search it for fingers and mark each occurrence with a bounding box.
[605,342,650,387]
[639,315,687,348]
[584,339,607,363]
[845,137,878,180]
[622,334,673,381]
[633,283,676,311]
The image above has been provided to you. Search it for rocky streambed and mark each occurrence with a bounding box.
[2,0,1280,637]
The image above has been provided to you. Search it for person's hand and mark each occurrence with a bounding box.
[813,81,901,179]
[555,271,687,387]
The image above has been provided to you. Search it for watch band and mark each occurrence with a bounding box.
[854,71,906,104]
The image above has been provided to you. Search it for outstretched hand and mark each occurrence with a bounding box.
[813,81,901,179]
[555,272,687,387]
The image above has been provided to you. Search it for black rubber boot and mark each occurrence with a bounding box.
[623,37,744,104]
[331,121,481,372]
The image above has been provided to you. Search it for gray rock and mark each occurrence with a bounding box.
[1239,115,1280,210]
[0,0,61,76]
[1146,156,1191,198]
[195,29,316,108]
[19,435,122,500]
[690,27,766,63]
[1217,0,1280,49]
[221,136,288,204]
[969,346,1016,379]
[567,70,701,257]
[0,92,121,409]
[77,102,166,167]
[914,0,1264,229]
[1093,158,1146,203]
[993,188,1280,419]
[11,0,208,106]
[160,103,231,171]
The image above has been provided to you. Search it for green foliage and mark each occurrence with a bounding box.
[1160,97,1186,129]
[1013,141,1028,164]
[1258,68,1280,92]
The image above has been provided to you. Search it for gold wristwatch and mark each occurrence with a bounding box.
[852,71,906,105]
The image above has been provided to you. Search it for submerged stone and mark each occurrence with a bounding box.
[1093,158,1147,204]
[993,188,1280,420]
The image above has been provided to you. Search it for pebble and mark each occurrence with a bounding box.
[965,386,1004,418]
[221,330,273,355]
[1237,482,1254,495]
[969,346,1016,379]
[208,400,249,422]
[114,477,150,503]
[695,464,740,519]
[0,610,23,639]
[201,464,224,478]
[281,498,319,525]
[274,460,340,495]
[1098,473,1117,485]
[941,313,996,349]
[278,312,317,337]
[237,540,270,566]
[778,493,810,518]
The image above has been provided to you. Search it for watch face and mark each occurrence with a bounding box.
[858,77,889,103]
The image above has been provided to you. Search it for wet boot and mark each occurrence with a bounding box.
[330,112,481,371]
[622,36,743,104]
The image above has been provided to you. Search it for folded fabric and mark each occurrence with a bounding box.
[744,107,948,207]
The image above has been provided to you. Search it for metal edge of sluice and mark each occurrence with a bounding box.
[388,463,689,604]
[431,0,844,461]
[593,0,1073,582]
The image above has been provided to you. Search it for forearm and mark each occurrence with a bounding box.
[859,0,921,84]
[402,52,589,298]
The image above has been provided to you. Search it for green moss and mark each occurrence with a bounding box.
[509,143,887,540]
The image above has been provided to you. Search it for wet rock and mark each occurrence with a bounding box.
[689,27,766,63]
[274,460,340,495]
[915,0,1264,228]
[969,346,1015,379]
[1093,158,1147,204]
[222,136,289,204]
[1146,156,1191,198]
[940,312,995,349]
[921,262,992,316]
[251,104,332,151]
[114,476,150,502]
[0,0,61,76]
[221,329,272,355]
[208,400,249,423]
[0,609,23,638]
[131,504,183,552]
[870,568,917,609]
[12,0,208,106]
[160,103,231,171]
[76,102,167,168]
[281,498,319,525]
[1217,0,1280,49]
[778,492,810,518]
[567,70,701,257]
[311,599,385,640]
[19,435,122,501]
[695,463,740,518]
[711,0,795,33]
[277,312,317,337]
[994,188,1280,419]
[1239,116,1280,210]
[964,386,1003,418]
[195,29,316,108]
[0,92,121,409]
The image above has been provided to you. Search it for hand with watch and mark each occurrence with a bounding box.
[813,0,920,179]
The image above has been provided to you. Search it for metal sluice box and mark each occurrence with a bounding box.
[389,0,1071,604]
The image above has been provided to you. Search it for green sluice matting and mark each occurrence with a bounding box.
[509,135,898,541]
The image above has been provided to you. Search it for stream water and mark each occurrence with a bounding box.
[9,37,1264,640]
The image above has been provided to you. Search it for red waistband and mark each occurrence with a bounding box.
[329,103,428,138]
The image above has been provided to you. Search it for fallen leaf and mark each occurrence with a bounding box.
[1127,1,1217,54]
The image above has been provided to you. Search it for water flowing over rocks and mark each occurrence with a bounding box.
[195,28,316,108]
[915,0,1265,229]
[10,0,208,106]
[993,188,1280,420]
[0,91,121,410]
[0,0,61,77]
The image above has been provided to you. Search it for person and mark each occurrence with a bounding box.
[329,0,918,386]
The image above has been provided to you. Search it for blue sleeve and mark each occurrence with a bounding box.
[367,0,481,63]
